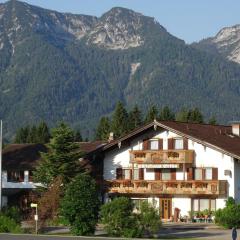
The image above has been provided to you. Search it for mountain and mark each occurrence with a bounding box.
[1,0,240,139]
[193,25,240,64]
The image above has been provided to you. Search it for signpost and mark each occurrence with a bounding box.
[31,203,38,234]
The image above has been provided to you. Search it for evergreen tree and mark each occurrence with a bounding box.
[27,125,38,143]
[144,105,158,123]
[74,130,83,142]
[176,108,189,122]
[111,102,129,138]
[128,105,142,131]
[209,116,217,125]
[95,117,111,140]
[33,122,82,186]
[159,106,175,121]
[187,108,204,123]
[37,121,50,143]
[14,127,27,143]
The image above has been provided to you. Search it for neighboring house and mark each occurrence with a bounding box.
[96,120,240,220]
[1,141,105,209]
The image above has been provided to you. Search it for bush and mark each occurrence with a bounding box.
[215,197,240,228]
[100,197,161,238]
[0,215,23,233]
[60,173,100,236]
[1,206,21,224]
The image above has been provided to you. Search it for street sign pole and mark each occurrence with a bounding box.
[31,203,38,234]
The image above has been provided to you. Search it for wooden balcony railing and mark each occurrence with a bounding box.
[129,150,194,164]
[104,180,228,196]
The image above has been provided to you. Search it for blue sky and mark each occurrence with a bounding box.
[1,0,240,43]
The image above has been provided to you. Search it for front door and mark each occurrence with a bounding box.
[160,198,172,220]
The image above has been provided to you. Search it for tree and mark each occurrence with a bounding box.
[60,173,100,236]
[176,108,189,122]
[128,105,142,131]
[208,116,217,125]
[95,117,111,140]
[100,197,140,237]
[187,108,204,123]
[14,126,30,143]
[159,106,175,121]
[111,102,129,138]
[74,130,83,142]
[33,122,82,186]
[27,125,38,143]
[37,121,50,143]
[145,105,158,123]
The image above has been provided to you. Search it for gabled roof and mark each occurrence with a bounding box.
[101,120,240,160]
[2,144,47,170]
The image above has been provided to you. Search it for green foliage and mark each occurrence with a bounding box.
[215,197,240,228]
[14,122,50,144]
[145,105,158,123]
[60,173,100,236]
[128,105,143,131]
[0,215,23,233]
[33,122,82,186]
[137,201,161,235]
[95,117,111,140]
[111,102,129,138]
[1,206,21,224]
[208,116,217,125]
[159,106,175,121]
[74,130,83,142]
[100,197,161,238]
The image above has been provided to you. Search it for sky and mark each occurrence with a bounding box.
[0,0,240,43]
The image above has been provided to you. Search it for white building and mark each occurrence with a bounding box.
[99,120,240,220]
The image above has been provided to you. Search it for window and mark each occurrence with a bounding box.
[205,168,212,180]
[132,199,147,211]
[123,169,131,180]
[193,199,216,212]
[7,171,24,182]
[150,140,159,150]
[133,169,139,180]
[174,139,183,150]
[195,168,203,180]
[162,169,171,180]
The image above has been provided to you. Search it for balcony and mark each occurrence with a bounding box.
[105,180,228,196]
[130,150,194,164]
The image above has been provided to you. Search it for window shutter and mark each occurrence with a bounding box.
[187,168,193,180]
[129,169,133,180]
[155,169,161,180]
[183,138,188,150]
[158,139,163,150]
[171,169,176,180]
[139,168,144,180]
[168,138,174,149]
[212,168,218,180]
[202,169,206,180]
[143,139,149,150]
[116,168,123,180]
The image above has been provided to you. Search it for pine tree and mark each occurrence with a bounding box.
[176,108,189,122]
[128,105,142,131]
[33,122,82,186]
[159,106,175,121]
[74,130,83,142]
[144,105,158,123]
[111,102,129,138]
[28,125,38,143]
[37,121,50,143]
[14,127,27,143]
[187,108,204,123]
[209,116,217,125]
[95,117,111,140]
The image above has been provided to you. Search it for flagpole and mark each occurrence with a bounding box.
[0,120,2,210]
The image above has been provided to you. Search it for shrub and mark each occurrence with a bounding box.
[60,173,100,236]
[0,215,23,233]
[1,206,21,224]
[138,201,161,236]
[215,197,240,228]
[100,197,161,238]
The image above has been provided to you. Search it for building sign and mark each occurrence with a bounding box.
[137,164,179,168]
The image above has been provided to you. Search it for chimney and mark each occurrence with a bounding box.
[231,122,240,136]
[108,132,114,142]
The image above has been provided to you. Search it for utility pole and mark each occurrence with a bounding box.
[0,120,2,210]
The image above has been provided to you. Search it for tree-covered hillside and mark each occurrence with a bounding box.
[1,0,240,140]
